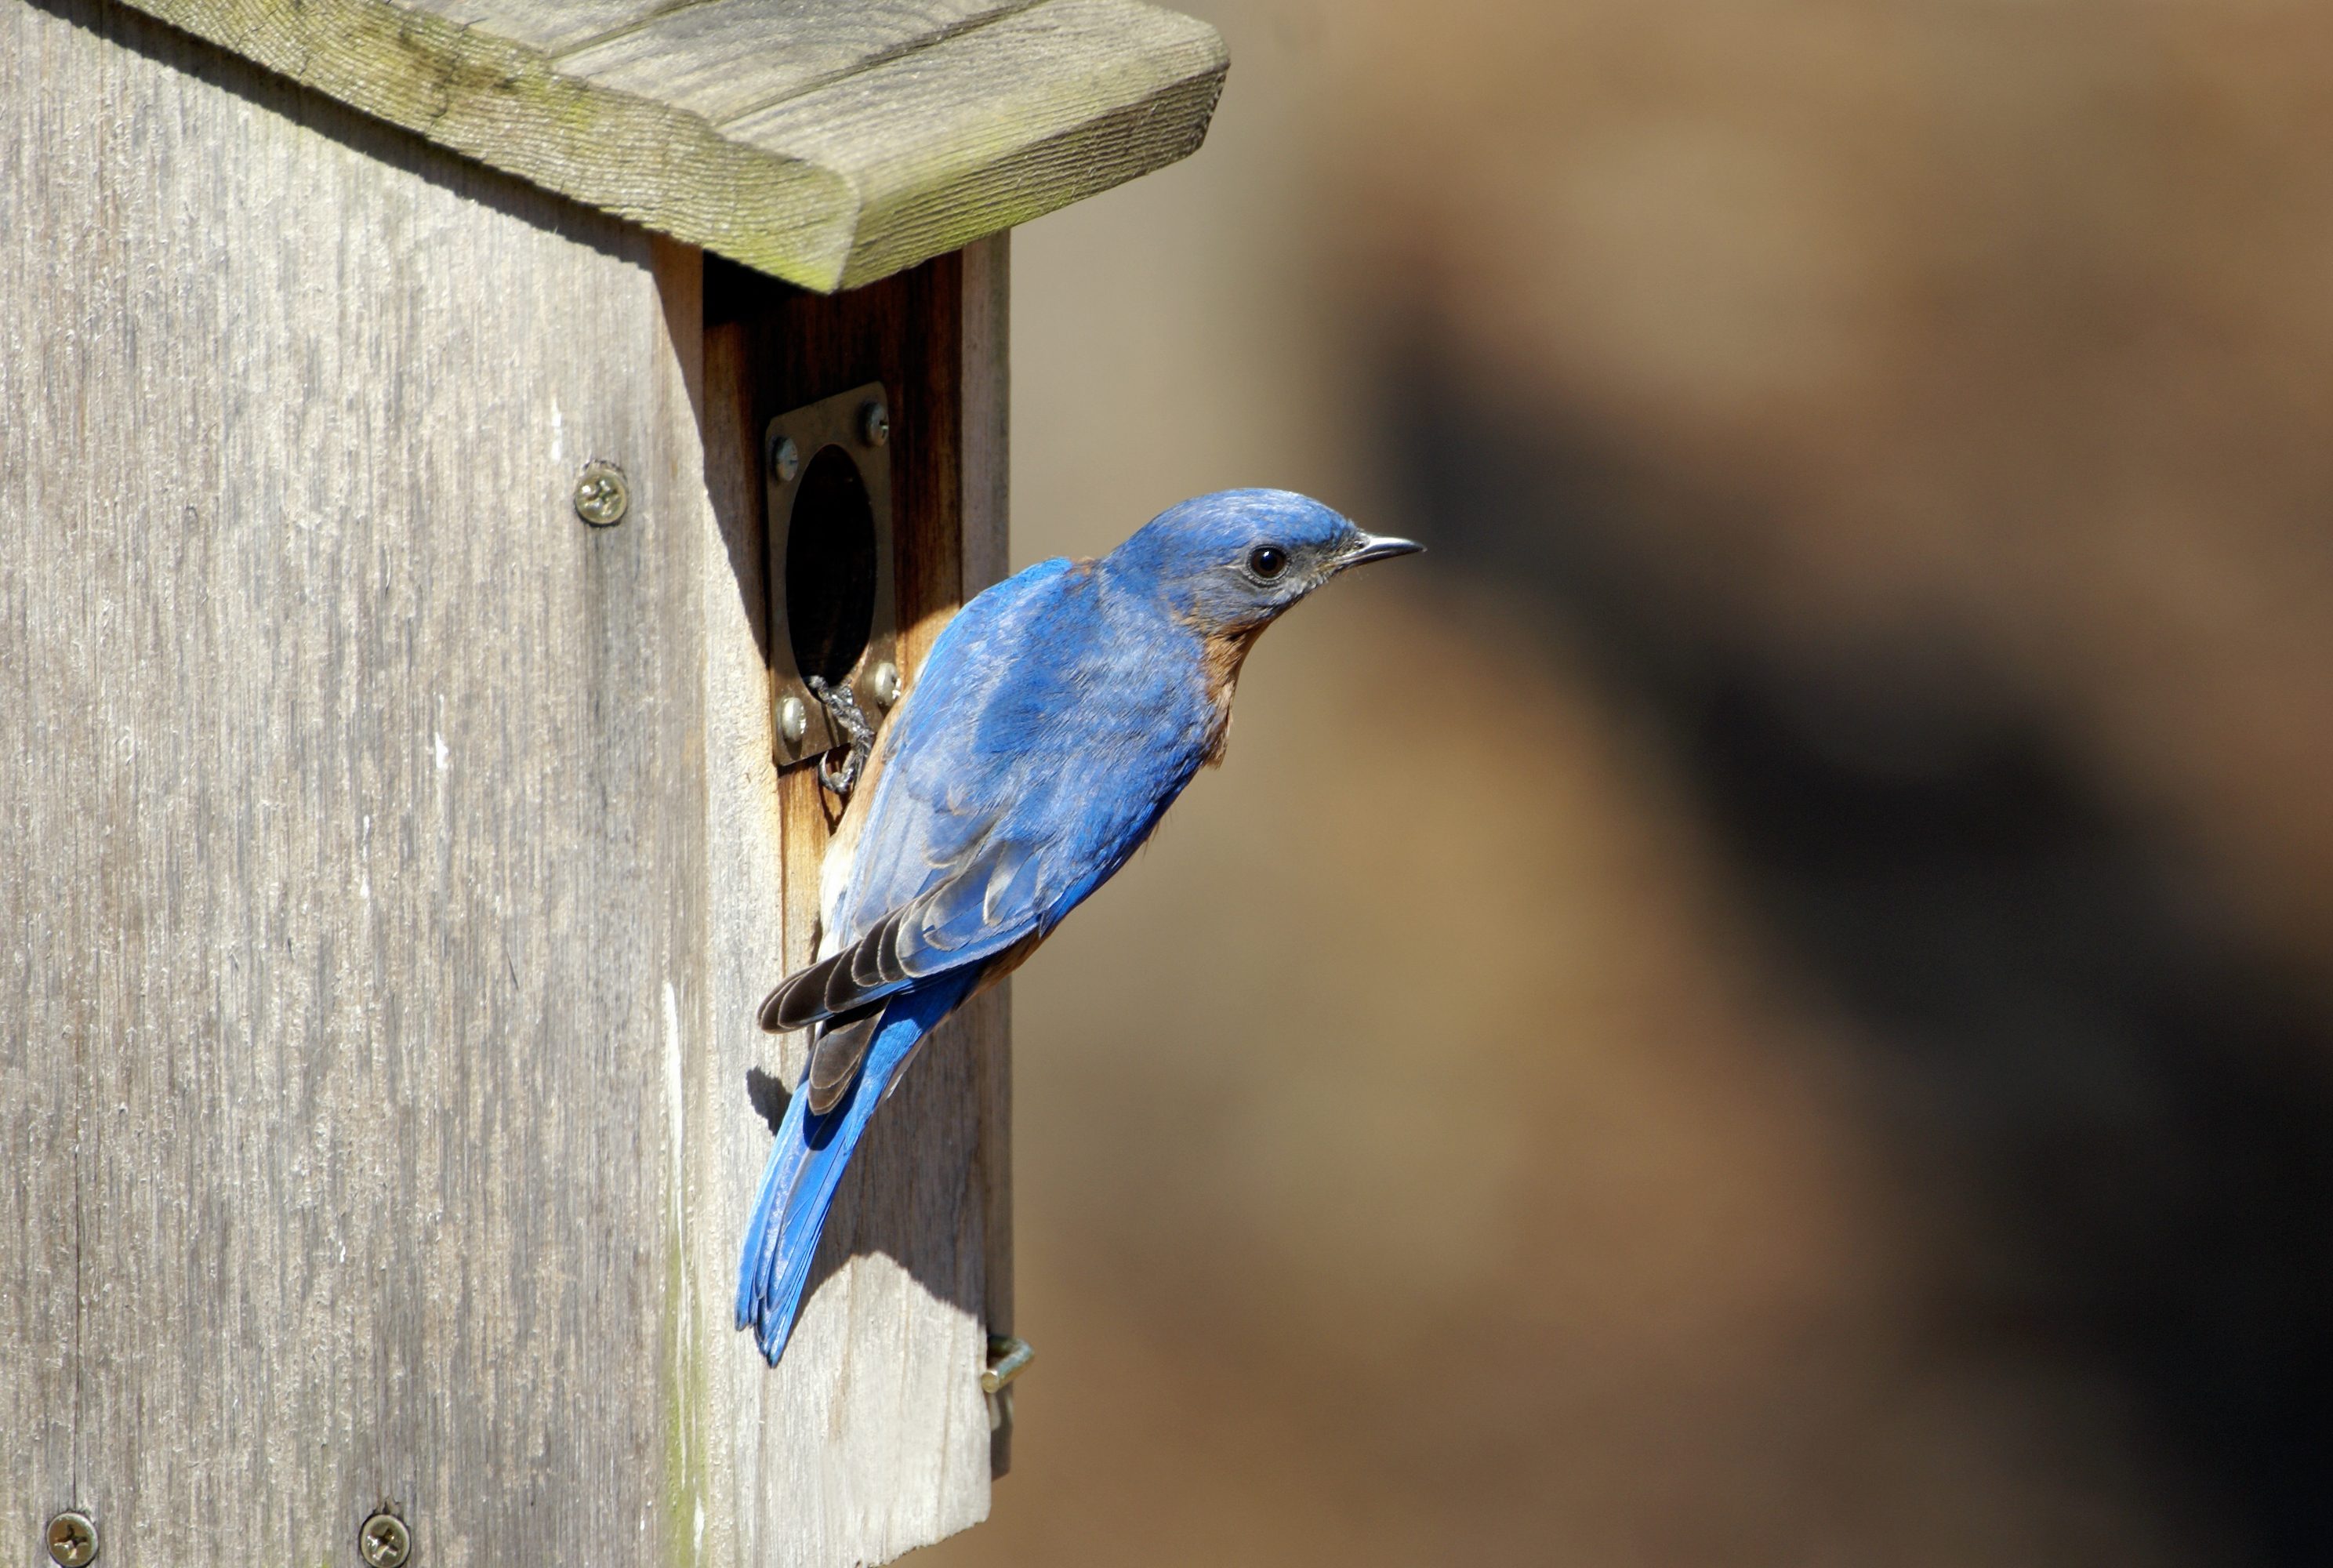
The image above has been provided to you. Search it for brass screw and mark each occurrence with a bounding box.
[358,1512,411,1568]
[45,1511,96,1567]
[572,462,630,527]
[982,1334,1034,1395]
[767,431,800,484]
[859,400,889,448]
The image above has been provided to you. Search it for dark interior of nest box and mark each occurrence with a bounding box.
[786,444,879,686]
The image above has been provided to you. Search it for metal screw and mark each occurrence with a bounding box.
[572,462,630,527]
[45,1511,96,1567]
[767,431,800,485]
[869,661,901,710]
[358,1512,411,1568]
[777,696,807,746]
[859,400,890,448]
[981,1334,1034,1396]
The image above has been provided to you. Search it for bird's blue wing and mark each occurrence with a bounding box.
[762,556,1214,1033]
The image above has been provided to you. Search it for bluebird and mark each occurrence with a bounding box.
[736,488,1420,1363]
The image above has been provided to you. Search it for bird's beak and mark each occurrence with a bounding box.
[1342,532,1424,568]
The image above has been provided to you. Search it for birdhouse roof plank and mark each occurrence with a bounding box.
[114,0,1227,290]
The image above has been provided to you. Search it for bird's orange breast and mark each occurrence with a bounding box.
[1197,622,1268,768]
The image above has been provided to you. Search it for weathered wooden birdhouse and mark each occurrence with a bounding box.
[0,2,1223,1563]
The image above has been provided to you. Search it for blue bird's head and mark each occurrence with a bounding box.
[1106,488,1421,637]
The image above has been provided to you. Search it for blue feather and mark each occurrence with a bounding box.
[735,973,979,1364]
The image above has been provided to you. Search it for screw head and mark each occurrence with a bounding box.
[859,400,890,448]
[778,695,807,745]
[869,661,901,709]
[45,1512,96,1567]
[767,431,800,485]
[358,1512,411,1568]
[572,462,630,527]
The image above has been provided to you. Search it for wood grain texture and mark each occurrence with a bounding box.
[1,5,1009,1564]
[402,0,691,56]
[103,0,1227,291]
[0,4,703,1562]
[554,1,1034,129]
[0,6,710,1563]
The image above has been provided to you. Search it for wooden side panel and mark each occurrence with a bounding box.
[957,233,1019,1479]
[0,5,709,1564]
[688,245,1010,1566]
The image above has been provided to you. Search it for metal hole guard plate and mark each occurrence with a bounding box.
[766,381,900,771]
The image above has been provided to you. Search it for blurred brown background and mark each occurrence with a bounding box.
[927,3,2333,1563]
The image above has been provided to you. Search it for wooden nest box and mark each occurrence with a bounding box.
[0,2,1225,1564]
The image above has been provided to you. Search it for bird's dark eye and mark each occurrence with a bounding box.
[1248,545,1289,579]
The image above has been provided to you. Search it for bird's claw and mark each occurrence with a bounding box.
[807,675,876,800]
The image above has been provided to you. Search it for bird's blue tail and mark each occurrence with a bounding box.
[735,976,975,1364]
